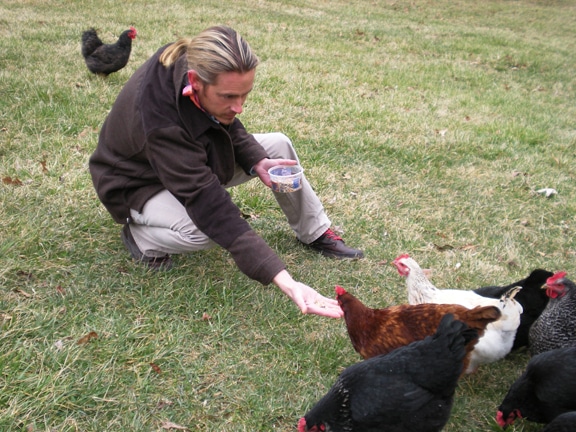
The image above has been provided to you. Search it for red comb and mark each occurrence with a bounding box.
[394,253,410,262]
[335,285,347,296]
[547,271,567,284]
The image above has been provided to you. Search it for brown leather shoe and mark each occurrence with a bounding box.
[307,229,364,259]
[121,224,173,270]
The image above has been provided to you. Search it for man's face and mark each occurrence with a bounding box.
[189,69,256,125]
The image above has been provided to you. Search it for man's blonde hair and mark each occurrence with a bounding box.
[159,25,259,84]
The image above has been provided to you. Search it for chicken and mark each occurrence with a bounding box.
[392,254,523,372]
[529,271,576,356]
[298,314,478,432]
[335,285,500,374]
[541,412,576,432]
[81,26,137,76]
[496,346,576,428]
[473,268,552,351]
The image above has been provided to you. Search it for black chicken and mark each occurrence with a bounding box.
[496,346,576,429]
[473,268,552,350]
[529,271,576,356]
[81,26,137,76]
[541,412,576,432]
[298,314,478,432]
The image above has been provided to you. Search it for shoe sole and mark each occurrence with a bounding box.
[310,246,364,259]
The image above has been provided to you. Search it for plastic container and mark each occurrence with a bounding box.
[268,165,304,193]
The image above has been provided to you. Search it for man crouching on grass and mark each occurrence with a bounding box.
[89,25,363,318]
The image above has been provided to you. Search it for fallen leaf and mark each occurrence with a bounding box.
[2,176,23,186]
[13,289,32,298]
[40,160,48,173]
[77,331,98,345]
[160,420,189,431]
[56,285,66,295]
[150,362,162,374]
[202,312,212,321]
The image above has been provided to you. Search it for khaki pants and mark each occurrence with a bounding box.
[128,133,330,257]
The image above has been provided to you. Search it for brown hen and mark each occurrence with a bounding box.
[336,285,501,374]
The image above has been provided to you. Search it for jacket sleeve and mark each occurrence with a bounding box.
[227,231,286,285]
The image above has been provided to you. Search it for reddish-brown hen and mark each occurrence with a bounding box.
[336,285,501,374]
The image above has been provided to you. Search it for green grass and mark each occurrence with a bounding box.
[1,0,575,430]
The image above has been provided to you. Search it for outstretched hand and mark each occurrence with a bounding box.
[291,281,344,318]
[252,158,297,188]
[273,270,343,319]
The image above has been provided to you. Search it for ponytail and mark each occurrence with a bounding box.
[159,38,191,67]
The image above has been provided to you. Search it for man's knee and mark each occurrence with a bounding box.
[257,132,297,159]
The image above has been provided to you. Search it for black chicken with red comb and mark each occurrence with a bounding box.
[81,26,137,76]
[528,271,576,357]
[496,346,576,429]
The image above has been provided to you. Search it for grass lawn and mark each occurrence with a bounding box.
[1,0,575,430]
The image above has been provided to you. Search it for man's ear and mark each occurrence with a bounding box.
[187,70,202,91]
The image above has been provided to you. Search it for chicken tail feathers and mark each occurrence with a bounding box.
[502,286,522,302]
[462,305,501,337]
[81,28,103,58]
[435,313,478,352]
[407,314,477,392]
